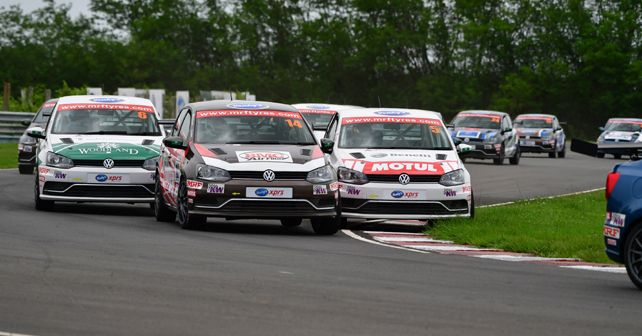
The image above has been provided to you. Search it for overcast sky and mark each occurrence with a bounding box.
[0,0,91,17]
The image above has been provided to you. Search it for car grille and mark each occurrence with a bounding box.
[604,139,631,143]
[43,182,154,198]
[519,135,541,140]
[219,200,333,214]
[342,199,468,215]
[229,171,308,180]
[367,174,442,183]
[73,159,145,167]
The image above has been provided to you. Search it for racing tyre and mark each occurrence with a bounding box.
[311,216,341,235]
[614,154,622,160]
[34,173,54,211]
[281,218,302,227]
[558,144,566,158]
[548,150,557,158]
[624,224,642,290]
[509,146,520,165]
[469,192,475,219]
[177,180,206,230]
[493,145,505,165]
[154,176,175,222]
[596,152,605,158]
[19,165,33,175]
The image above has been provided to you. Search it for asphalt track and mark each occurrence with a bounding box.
[0,152,640,336]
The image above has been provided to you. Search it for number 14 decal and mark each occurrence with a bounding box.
[285,119,302,128]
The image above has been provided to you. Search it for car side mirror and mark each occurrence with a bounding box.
[21,120,31,126]
[452,137,462,146]
[556,127,562,131]
[27,126,46,139]
[163,136,187,150]
[320,138,334,154]
[598,126,605,131]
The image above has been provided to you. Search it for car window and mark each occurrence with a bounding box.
[326,116,338,140]
[173,108,188,136]
[338,117,452,150]
[178,111,192,139]
[452,114,501,129]
[502,117,510,131]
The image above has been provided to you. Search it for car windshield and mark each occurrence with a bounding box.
[52,106,161,135]
[338,117,452,150]
[514,118,553,129]
[453,114,501,129]
[605,121,642,132]
[300,112,334,130]
[194,110,316,145]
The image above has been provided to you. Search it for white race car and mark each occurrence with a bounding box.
[293,104,362,140]
[322,108,473,221]
[27,95,164,210]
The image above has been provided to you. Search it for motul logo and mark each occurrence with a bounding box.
[371,162,438,172]
[239,152,290,160]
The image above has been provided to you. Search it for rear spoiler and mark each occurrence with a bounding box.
[571,138,642,160]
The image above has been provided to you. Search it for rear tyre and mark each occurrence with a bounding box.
[596,152,605,158]
[154,176,175,222]
[509,146,520,165]
[624,224,642,290]
[177,180,206,230]
[311,216,341,235]
[19,165,33,174]
[280,218,302,227]
[34,173,54,211]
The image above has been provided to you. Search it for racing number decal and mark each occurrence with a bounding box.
[137,111,148,119]
[492,117,500,123]
[285,119,303,128]
[429,126,441,134]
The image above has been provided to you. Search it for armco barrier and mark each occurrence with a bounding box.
[0,111,34,143]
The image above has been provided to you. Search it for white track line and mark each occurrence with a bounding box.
[341,230,431,254]
[0,331,38,336]
[560,265,627,274]
[478,187,605,208]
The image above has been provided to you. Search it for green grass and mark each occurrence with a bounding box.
[0,143,18,168]
[426,190,613,264]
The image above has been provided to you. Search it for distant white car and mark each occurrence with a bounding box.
[597,118,642,159]
[322,108,474,221]
[293,104,362,140]
[28,95,164,210]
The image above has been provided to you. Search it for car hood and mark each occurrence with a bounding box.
[48,134,162,160]
[335,148,462,175]
[516,128,554,137]
[450,127,499,140]
[198,144,326,172]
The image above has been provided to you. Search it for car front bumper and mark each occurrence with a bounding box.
[518,138,556,153]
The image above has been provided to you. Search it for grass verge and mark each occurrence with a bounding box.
[426,190,612,264]
[0,143,18,168]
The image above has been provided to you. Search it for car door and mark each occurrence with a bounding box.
[502,116,517,156]
[161,108,189,204]
[553,117,565,151]
[324,115,341,168]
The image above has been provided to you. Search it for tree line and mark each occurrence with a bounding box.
[1,0,640,138]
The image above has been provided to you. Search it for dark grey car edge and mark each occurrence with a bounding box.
[17,99,58,174]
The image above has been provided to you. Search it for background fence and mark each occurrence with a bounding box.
[0,111,33,143]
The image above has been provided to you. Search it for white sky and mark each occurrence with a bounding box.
[0,0,91,17]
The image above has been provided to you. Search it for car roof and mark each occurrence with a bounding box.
[515,113,556,119]
[337,107,443,120]
[189,100,297,112]
[608,118,642,122]
[56,95,155,106]
[292,103,363,112]
[457,110,507,117]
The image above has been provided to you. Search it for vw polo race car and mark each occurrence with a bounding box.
[29,95,164,210]
[293,103,362,140]
[322,108,473,221]
[18,99,57,174]
[154,101,340,234]
[604,159,642,289]
[450,110,520,165]
[596,118,642,159]
[514,113,566,158]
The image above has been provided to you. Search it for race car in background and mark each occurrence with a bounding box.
[513,113,566,158]
[604,158,642,289]
[17,99,58,174]
[322,108,473,222]
[28,95,164,210]
[449,110,520,165]
[154,101,340,234]
[596,118,642,159]
[292,103,362,140]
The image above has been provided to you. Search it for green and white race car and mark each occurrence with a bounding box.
[28,95,164,210]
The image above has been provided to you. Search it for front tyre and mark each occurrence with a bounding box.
[177,180,206,230]
[624,224,642,290]
[509,146,520,165]
[493,145,505,165]
[281,218,302,227]
[154,176,175,222]
[558,143,566,158]
[34,173,54,211]
[311,216,341,235]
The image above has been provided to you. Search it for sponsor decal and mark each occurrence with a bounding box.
[298,108,336,115]
[456,130,481,138]
[462,185,472,193]
[39,176,46,183]
[607,238,618,246]
[605,212,626,227]
[53,171,66,179]
[188,198,194,204]
[149,172,156,180]
[57,104,155,113]
[43,102,56,108]
[342,116,440,126]
[71,177,82,181]
[38,167,50,174]
[207,183,225,194]
[374,110,410,116]
[227,103,269,109]
[187,189,196,198]
[90,97,125,103]
[344,185,361,196]
[307,104,330,110]
[313,185,328,195]
[186,180,203,189]
[603,226,621,239]
[608,119,642,126]
[391,191,420,199]
[367,193,379,199]
[391,191,404,198]
[95,174,108,182]
[370,153,388,158]
[237,151,293,163]
[196,110,301,119]
[367,161,442,175]
[95,174,123,182]
[444,189,457,197]
[247,187,293,198]
[329,182,339,191]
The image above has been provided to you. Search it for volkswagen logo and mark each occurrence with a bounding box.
[103,158,115,169]
[463,138,470,143]
[398,173,410,185]
[263,169,275,182]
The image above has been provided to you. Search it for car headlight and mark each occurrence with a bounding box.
[633,134,640,142]
[46,152,74,169]
[197,165,231,182]
[20,134,37,145]
[439,169,465,186]
[338,167,369,185]
[540,131,554,140]
[143,156,159,171]
[307,165,336,184]
[483,133,497,143]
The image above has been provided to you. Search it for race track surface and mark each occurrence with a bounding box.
[0,153,640,336]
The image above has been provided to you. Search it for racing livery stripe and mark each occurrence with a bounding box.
[341,117,441,125]
[194,143,216,158]
[196,110,302,119]
[57,104,155,113]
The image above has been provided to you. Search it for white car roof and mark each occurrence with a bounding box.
[56,95,156,107]
[293,103,362,112]
[515,113,556,119]
[338,108,444,121]
[608,118,642,122]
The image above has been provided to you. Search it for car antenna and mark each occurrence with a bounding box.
[377,96,382,108]
[229,91,233,101]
